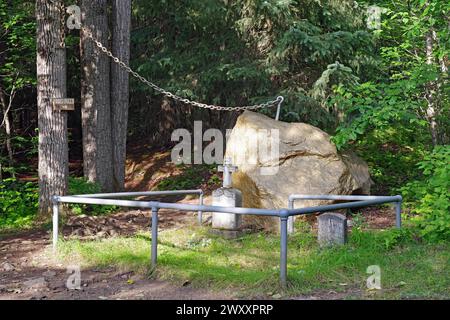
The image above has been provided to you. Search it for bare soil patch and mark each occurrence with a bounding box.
[0,210,231,300]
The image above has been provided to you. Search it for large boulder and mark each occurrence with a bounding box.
[225,111,372,231]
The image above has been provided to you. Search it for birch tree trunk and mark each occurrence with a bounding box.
[0,87,14,168]
[425,30,438,146]
[432,29,449,144]
[36,0,69,217]
[111,0,131,191]
[80,0,114,192]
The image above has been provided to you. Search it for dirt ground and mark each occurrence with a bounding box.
[0,230,232,300]
[0,198,396,300]
[0,200,235,300]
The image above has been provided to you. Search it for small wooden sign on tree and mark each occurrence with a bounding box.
[52,98,75,111]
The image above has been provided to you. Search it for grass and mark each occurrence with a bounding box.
[57,222,450,299]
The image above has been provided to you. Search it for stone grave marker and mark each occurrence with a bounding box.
[317,212,347,246]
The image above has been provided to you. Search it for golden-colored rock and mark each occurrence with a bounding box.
[225,111,372,231]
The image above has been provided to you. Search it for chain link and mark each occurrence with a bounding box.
[59,1,66,48]
[81,26,283,111]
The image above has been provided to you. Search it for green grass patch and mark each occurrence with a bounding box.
[57,224,450,299]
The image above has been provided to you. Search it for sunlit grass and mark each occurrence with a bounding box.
[57,222,450,299]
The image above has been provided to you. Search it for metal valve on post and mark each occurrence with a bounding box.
[211,157,243,238]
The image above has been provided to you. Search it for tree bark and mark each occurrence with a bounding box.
[425,30,438,146]
[431,30,448,74]
[111,0,131,191]
[0,87,14,168]
[36,0,69,217]
[432,29,448,144]
[80,0,114,191]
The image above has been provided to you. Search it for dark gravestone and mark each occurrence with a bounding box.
[317,212,347,246]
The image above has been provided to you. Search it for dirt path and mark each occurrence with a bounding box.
[0,243,231,300]
[0,196,235,300]
[0,231,232,300]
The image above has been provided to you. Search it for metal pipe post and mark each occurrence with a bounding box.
[52,199,59,252]
[395,201,402,229]
[151,207,159,268]
[280,215,288,289]
[275,96,284,121]
[198,192,204,225]
[287,200,294,234]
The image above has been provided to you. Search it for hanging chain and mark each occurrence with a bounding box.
[59,1,66,48]
[80,25,283,112]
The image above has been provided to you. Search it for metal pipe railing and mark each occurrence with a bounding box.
[62,189,205,224]
[53,196,282,216]
[52,192,402,289]
[288,194,400,202]
[288,194,402,229]
[70,189,203,199]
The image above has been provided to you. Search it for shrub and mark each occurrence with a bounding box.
[68,177,118,215]
[0,177,119,230]
[155,164,216,191]
[329,81,430,194]
[400,146,450,242]
[0,178,38,229]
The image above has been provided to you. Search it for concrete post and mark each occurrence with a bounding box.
[211,158,243,238]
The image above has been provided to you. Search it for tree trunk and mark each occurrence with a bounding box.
[425,30,438,146]
[0,87,14,168]
[80,0,113,192]
[431,30,448,74]
[432,29,448,144]
[111,0,131,191]
[36,0,69,217]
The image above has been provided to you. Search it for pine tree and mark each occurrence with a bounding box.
[80,0,113,192]
[111,0,131,191]
[36,0,69,216]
